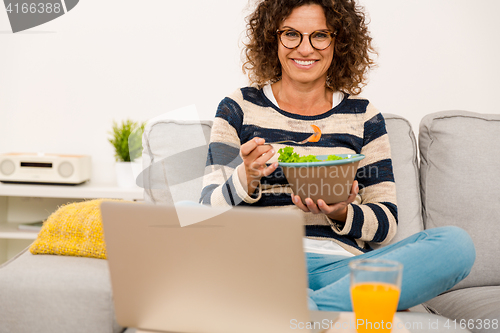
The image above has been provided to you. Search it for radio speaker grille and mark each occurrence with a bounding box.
[0,159,15,176]
[58,162,74,178]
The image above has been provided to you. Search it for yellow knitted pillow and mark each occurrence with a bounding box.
[30,199,126,259]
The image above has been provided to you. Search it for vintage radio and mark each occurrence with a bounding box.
[0,153,91,185]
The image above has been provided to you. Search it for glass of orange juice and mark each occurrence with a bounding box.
[349,259,403,333]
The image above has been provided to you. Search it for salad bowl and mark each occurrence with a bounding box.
[279,154,365,205]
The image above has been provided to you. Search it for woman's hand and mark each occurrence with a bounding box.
[237,137,278,195]
[291,180,359,222]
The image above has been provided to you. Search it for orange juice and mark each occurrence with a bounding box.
[351,282,400,332]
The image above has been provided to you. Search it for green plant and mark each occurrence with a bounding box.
[108,119,146,162]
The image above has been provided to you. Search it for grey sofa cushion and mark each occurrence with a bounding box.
[383,113,424,244]
[141,119,213,205]
[425,286,500,333]
[419,111,500,290]
[0,248,122,333]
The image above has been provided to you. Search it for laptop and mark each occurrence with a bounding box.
[101,202,340,333]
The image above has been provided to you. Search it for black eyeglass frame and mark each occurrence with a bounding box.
[276,29,337,51]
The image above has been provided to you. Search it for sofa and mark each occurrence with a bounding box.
[0,110,498,333]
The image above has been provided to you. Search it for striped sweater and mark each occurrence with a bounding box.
[200,87,397,255]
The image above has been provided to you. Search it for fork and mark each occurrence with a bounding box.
[266,133,317,145]
[266,124,321,145]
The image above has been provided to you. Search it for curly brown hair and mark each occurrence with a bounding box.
[243,0,376,95]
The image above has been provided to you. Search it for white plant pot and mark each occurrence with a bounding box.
[115,161,142,188]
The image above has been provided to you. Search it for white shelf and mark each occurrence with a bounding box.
[0,181,143,201]
[0,182,145,263]
[0,224,38,240]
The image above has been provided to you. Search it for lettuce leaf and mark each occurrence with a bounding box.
[277,146,348,163]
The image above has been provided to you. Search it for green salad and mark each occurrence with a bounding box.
[277,146,348,163]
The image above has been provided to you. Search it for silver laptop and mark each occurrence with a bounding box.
[101,202,339,333]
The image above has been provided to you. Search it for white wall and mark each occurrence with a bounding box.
[1,0,499,184]
[362,0,500,132]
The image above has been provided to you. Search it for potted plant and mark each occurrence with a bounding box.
[108,119,146,188]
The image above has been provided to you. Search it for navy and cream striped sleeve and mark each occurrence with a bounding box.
[329,104,398,245]
[199,96,262,206]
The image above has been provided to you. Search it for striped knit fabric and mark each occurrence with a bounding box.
[200,87,397,255]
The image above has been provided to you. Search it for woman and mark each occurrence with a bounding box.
[200,0,475,311]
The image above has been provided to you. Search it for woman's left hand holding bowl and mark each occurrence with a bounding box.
[291,180,359,222]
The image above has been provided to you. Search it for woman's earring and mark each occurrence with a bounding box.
[326,75,332,88]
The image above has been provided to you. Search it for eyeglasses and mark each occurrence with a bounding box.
[276,29,336,51]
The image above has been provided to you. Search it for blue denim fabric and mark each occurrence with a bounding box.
[306,226,476,311]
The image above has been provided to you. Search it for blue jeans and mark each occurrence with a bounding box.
[306,226,476,311]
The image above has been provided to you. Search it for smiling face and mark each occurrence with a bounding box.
[278,4,334,87]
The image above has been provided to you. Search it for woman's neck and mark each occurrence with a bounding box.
[271,79,333,116]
